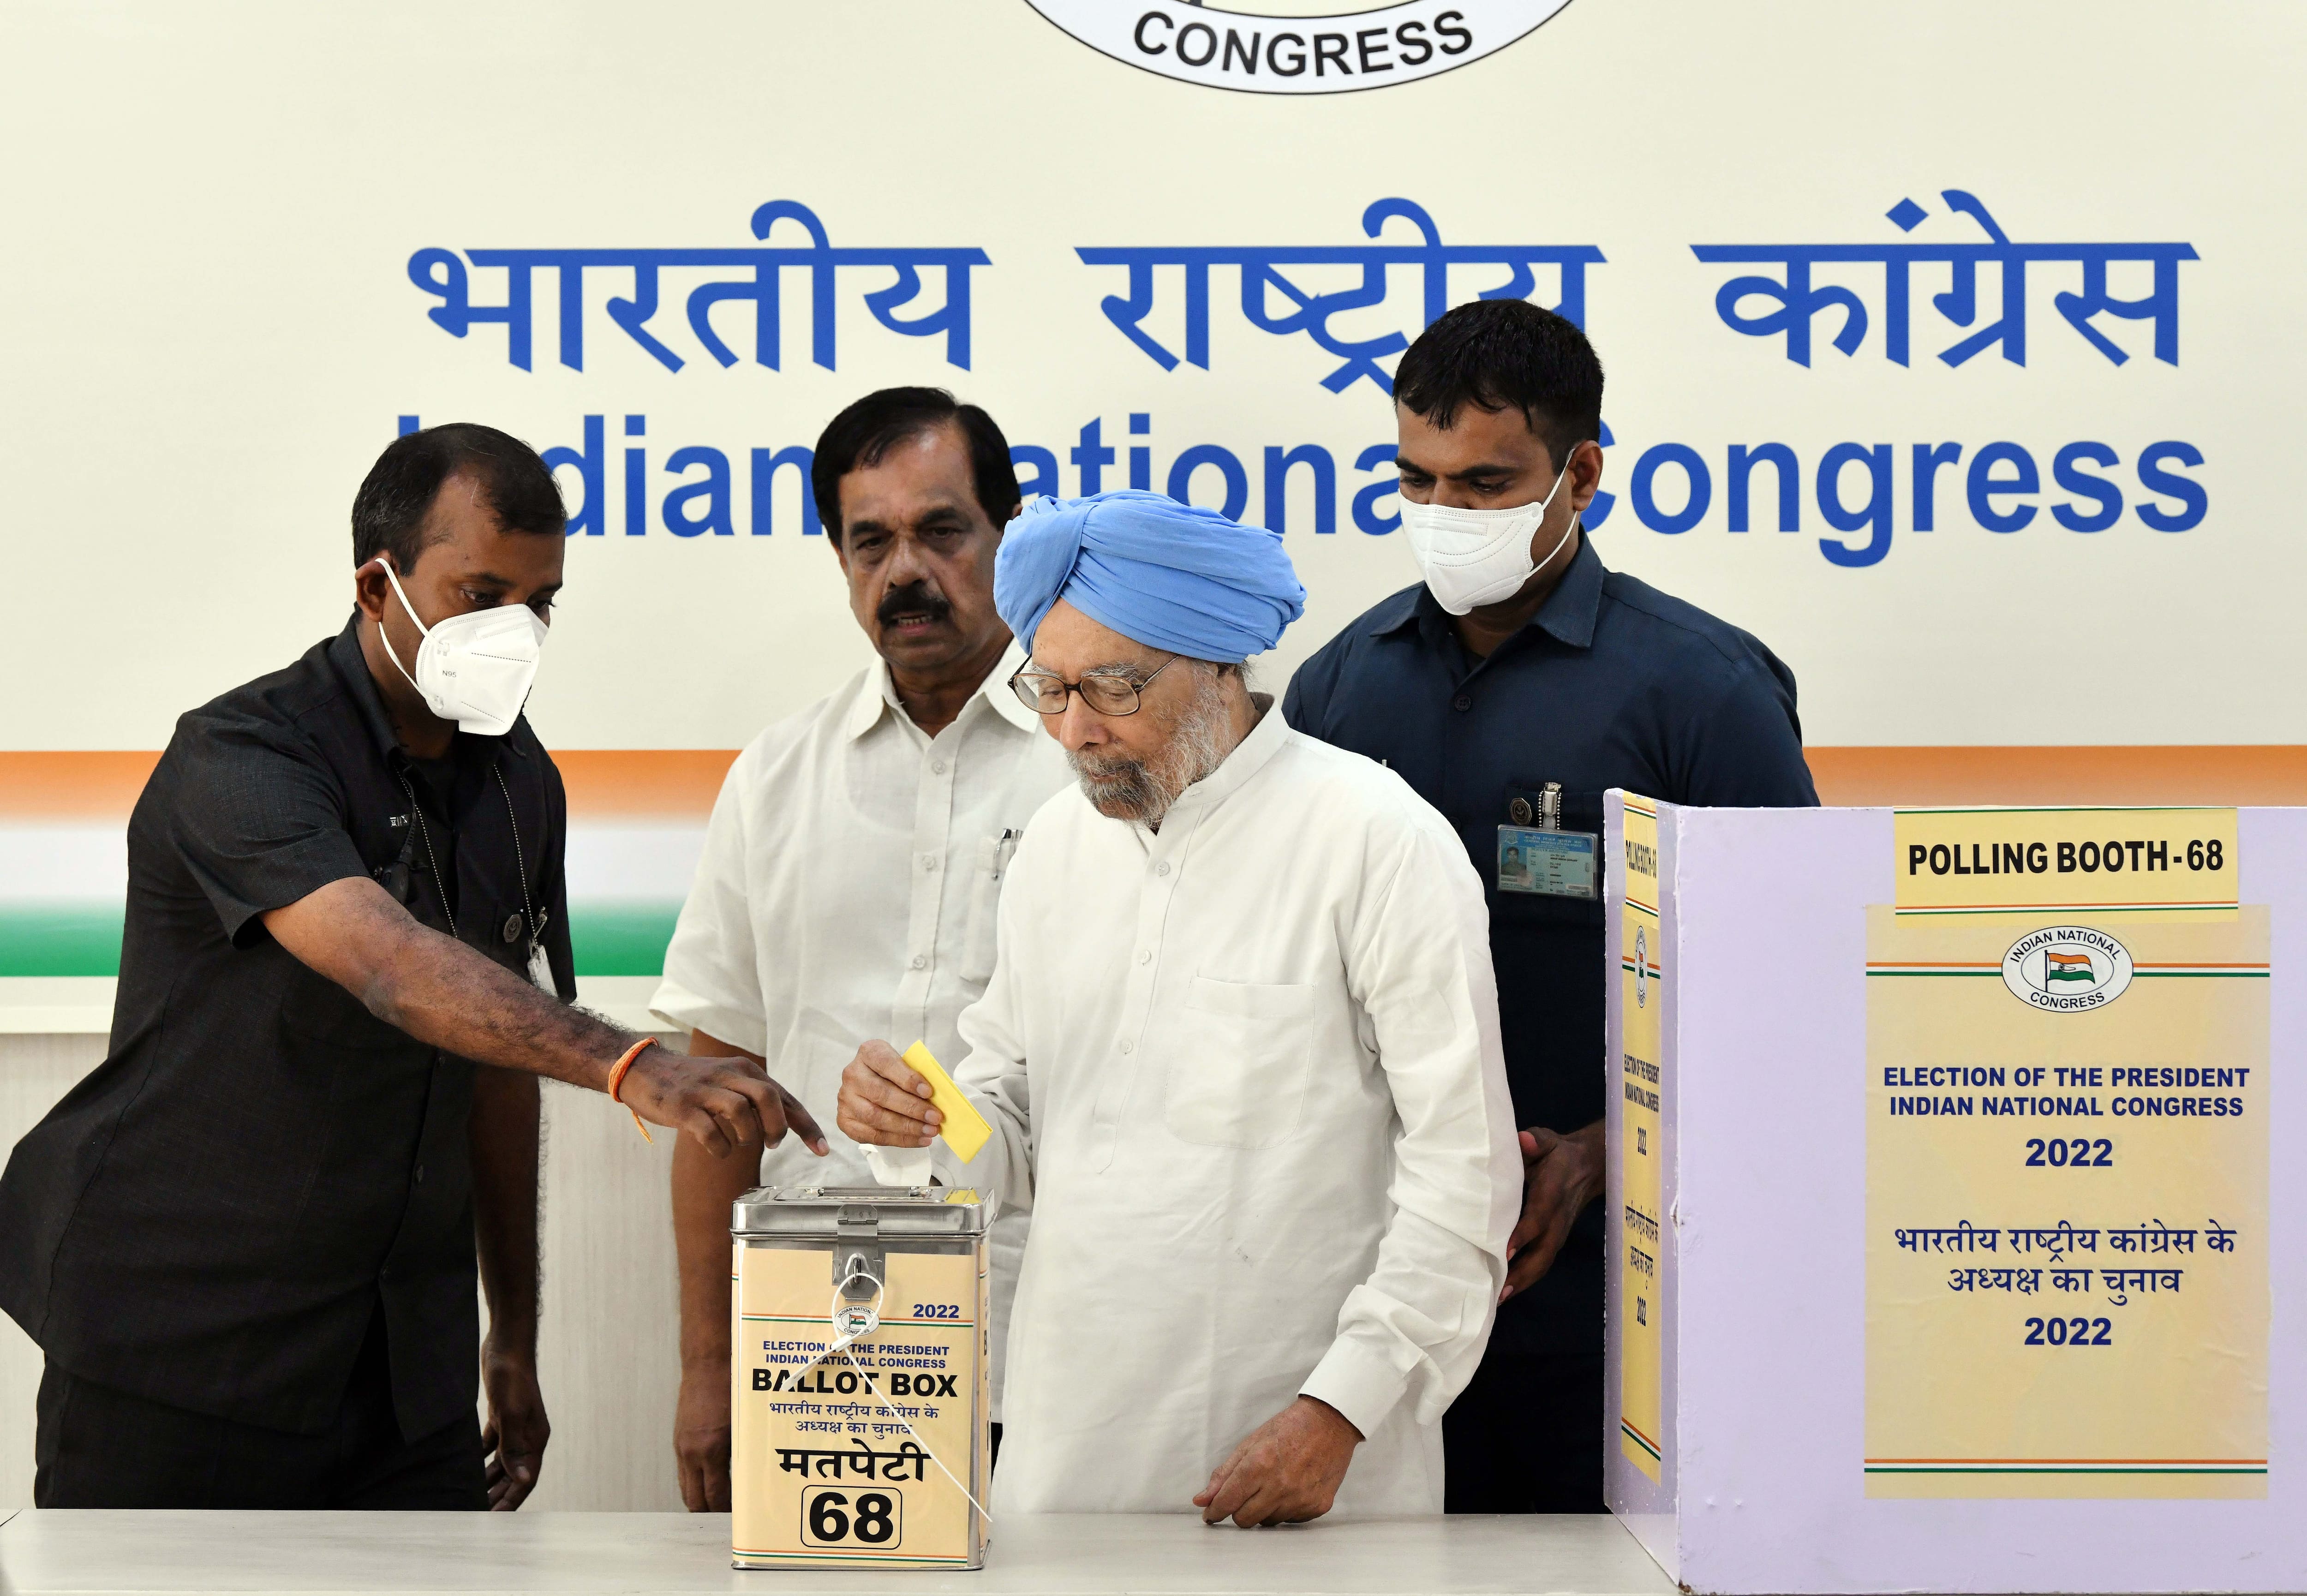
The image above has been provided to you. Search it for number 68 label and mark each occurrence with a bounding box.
[801,1485,902,1549]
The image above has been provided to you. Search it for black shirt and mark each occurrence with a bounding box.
[1285,539,1817,1356]
[0,617,574,1437]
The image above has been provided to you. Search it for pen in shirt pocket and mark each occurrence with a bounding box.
[992,828,1020,881]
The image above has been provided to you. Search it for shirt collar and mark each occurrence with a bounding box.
[328,615,401,765]
[327,611,507,774]
[1532,535,1606,649]
[1157,691,1290,828]
[845,658,898,741]
[1366,583,1428,639]
[1378,535,1609,653]
[845,640,1040,741]
[983,640,1043,734]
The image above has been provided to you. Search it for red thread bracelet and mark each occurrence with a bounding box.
[606,1037,657,1144]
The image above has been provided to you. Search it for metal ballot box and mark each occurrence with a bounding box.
[730,1186,992,1571]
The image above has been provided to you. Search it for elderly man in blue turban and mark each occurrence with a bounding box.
[838,490,1518,1524]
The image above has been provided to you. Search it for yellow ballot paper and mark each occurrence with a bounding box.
[903,1041,992,1164]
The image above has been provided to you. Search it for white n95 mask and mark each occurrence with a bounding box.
[1399,451,1583,616]
[373,557,548,736]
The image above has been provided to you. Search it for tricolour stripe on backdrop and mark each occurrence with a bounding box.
[0,752,731,978]
[3,747,2303,976]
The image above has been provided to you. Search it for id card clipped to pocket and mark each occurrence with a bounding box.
[1497,781,1598,899]
[1498,826,1599,898]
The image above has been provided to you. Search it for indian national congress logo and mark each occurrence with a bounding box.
[2001,926,2134,1013]
[1024,0,1572,94]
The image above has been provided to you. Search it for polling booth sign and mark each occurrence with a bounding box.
[1865,809,2266,1501]
[1603,796,2299,1591]
[1,0,2300,988]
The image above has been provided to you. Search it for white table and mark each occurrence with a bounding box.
[0,1510,1675,1596]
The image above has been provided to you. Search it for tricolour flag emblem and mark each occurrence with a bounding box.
[2044,950,2095,984]
[2002,927,2134,1012]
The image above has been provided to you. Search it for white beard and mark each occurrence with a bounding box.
[1067,669,1233,829]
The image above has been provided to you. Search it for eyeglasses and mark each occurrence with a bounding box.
[1009,654,1177,717]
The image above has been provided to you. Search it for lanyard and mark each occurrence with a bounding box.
[493,764,542,957]
[390,761,546,956]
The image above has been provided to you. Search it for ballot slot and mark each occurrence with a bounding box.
[730,1186,993,1571]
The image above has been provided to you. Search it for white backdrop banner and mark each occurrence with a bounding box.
[1,0,2297,758]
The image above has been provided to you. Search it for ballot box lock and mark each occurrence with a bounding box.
[729,1185,994,1571]
[837,1246,885,1298]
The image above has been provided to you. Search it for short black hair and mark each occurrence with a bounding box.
[1393,300,1605,470]
[351,423,566,574]
[810,387,1020,546]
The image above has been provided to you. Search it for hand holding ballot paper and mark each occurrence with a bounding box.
[854,1043,992,1186]
[841,1040,990,1161]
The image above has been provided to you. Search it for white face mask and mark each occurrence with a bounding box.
[1398,450,1583,616]
[372,557,548,736]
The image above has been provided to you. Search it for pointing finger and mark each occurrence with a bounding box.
[779,1083,830,1156]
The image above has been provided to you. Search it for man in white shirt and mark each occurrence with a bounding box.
[839,490,1519,1525]
[652,388,1071,1512]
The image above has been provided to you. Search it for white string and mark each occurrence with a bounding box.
[837,1343,992,1524]
[800,1268,994,1526]
[780,1272,881,1382]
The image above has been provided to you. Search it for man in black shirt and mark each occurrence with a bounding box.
[1285,302,1817,1512]
[0,424,825,1509]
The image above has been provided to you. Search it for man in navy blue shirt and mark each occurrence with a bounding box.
[1285,300,1817,1512]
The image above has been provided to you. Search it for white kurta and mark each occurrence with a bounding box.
[952,700,1519,1513]
[650,646,1073,1411]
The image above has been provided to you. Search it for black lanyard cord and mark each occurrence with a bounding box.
[493,765,543,953]
[393,770,458,943]
[390,763,543,952]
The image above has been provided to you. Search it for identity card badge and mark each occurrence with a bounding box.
[1498,826,1599,898]
[1497,783,1597,899]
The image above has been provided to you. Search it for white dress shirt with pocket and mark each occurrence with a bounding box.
[650,644,1071,1415]
[950,699,1519,1512]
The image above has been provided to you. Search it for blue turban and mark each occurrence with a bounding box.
[993,490,1306,662]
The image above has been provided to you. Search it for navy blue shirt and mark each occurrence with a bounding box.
[1285,538,1817,1355]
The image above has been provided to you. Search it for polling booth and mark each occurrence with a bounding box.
[1604,796,2299,1593]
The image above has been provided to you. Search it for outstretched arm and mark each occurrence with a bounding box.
[263,876,828,1158]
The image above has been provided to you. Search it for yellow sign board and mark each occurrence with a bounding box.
[1893,807,2238,917]
[1617,795,1664,1482]
[1864,901,2269,1498]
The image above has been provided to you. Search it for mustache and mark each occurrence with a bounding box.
[1069,747,1164,822]
[1066,669,1231,827]
[1070,749,1147,782]
[876,582,952,628]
